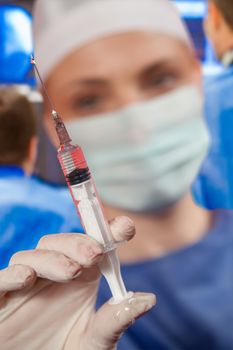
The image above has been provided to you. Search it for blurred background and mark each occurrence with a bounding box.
[0,0,221,185]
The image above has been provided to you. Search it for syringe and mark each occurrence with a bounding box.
[31,57,128,302]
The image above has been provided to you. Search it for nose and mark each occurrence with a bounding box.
[112,82,144,110]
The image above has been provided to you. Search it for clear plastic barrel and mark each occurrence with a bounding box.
[58,145,128,301]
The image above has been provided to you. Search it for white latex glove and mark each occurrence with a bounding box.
[0,216,156,350]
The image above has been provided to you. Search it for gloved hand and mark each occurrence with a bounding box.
[0,216,156,350]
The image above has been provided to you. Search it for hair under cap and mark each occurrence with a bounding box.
[33,0,192,81]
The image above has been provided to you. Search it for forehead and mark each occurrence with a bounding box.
[47,31,193,86]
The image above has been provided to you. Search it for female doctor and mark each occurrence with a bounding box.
[1,0,233,349]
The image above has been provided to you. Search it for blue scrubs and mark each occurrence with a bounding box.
[0,166,83,268]
[193,66,233,209]
[97,211,233,350]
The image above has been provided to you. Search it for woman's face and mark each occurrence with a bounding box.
[45,31,200,143]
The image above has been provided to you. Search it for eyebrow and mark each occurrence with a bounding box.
[139,61,176,79]
[67,60,176,89]
[68,78,110,88]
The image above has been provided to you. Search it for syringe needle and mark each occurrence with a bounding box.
[31,55,71,146]
[31,55,56,115]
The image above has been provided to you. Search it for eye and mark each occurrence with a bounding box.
[147,73,177,89]
[72,95,103,112]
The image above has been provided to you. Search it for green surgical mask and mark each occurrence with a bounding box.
[66,85,210,212]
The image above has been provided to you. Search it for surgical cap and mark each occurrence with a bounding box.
[34,0,192,81]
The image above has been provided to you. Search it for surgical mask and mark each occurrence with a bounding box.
[65,85,210,212]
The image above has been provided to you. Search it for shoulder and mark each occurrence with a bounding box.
[28,178,83,232]
[215,210,233,224]
[205,69,233,96]
[0,176,83,231]
[209,211,233,244]
[27,177,72,209]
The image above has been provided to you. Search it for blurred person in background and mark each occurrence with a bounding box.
[194,0,233,209]
[1,1,233,349]
[0,88,82,268]
[205,0,233,65]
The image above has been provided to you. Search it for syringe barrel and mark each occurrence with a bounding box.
[58,145,128,301]
[71,180,113,244]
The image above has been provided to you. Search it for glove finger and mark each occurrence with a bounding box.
[37,234,103,267]
[10,249,83,283]
[90,292,156,350]
[109,216,136,243]
[0,265,36,296]
[37,216,135,264]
